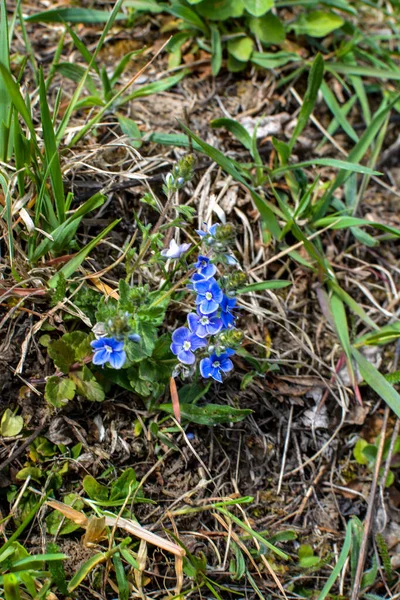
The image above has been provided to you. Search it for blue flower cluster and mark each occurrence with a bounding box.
[171,225,239,383]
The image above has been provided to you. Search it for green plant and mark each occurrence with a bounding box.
[125,0,349,75]
[353,435,400,488]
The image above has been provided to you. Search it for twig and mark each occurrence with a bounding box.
[350,405,389,600]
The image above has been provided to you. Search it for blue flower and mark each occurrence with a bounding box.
[220,295,237,329]
[196,223,219,240]
[188,310,222,338]
[91,337,126,369]
[194,278,223,315]
[200,352,234,383]
[161,239,191,259]
[171,327,206,364]
[194,255,216,278]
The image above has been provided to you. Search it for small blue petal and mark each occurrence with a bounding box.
[220,357,234,373]
[92,348,110,365]
[189,334,207,351]
[187,313,200,333]
[172,327,190,344]
[199,298,219,315]
[200,357,212,378]
[177,349,195,365]
[108,349,127,369]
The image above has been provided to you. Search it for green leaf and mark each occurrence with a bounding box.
[83,476,109,501]
[353,438,369,465]
[16,467,42,482]
[352,347,400,419]
[249,13,285,46]
[211,25,222,75]
[113,553,129,600]
[1,409,23,437]
[55,63,99,96]
[251,50,300,69]
[47,339,76,374]
[166,5,209,34]
[196,0,245,20]
[237,280,291,293]
[211,117,252,151]
[45,376,76,408]
[227,37,254,62]
[67,553,106,592]
[293,10,344,37]
[25,8,126,23]
[117,114,142,148]
[110,468,138,501]
[159,403,252,425]
[245,0,274,16]
[3,574,21,600]
[289,53,324,150]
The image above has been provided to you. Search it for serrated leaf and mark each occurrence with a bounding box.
[45,376,76,408]
[1,409,23,437]
[70,367,105,402]
[47,339,76,373]
[159,403,252,425]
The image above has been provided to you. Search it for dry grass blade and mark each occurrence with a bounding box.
[46,500,185,557]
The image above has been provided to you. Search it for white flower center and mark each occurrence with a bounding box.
[200,316,209,325]
[183,341,191,351]
[205,292,212,300]
[212,361,220,369]
[105,345,113,353]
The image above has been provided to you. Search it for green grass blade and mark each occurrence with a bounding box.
[211,25,222,75]
[317,519,352,600]
[329,281,378,330]
[0,171,13,263]
[25,7,125,23]
[215,506,289,560]
[0,0,11,160]
[320,80,359,143]
[211,118,253,151]
[39,68,65,222]
[0,62,37,144]
[55,0,124,144]
[313,99,394,219]
[179,122,282,238]
[327,62,400,81]
[289,53,324,151]
[48,218,120,288]
[32,192,106,261]
[237,281,291,293]
[330,292,355,385]
[352,347,400,418]
[272,157,380,177]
